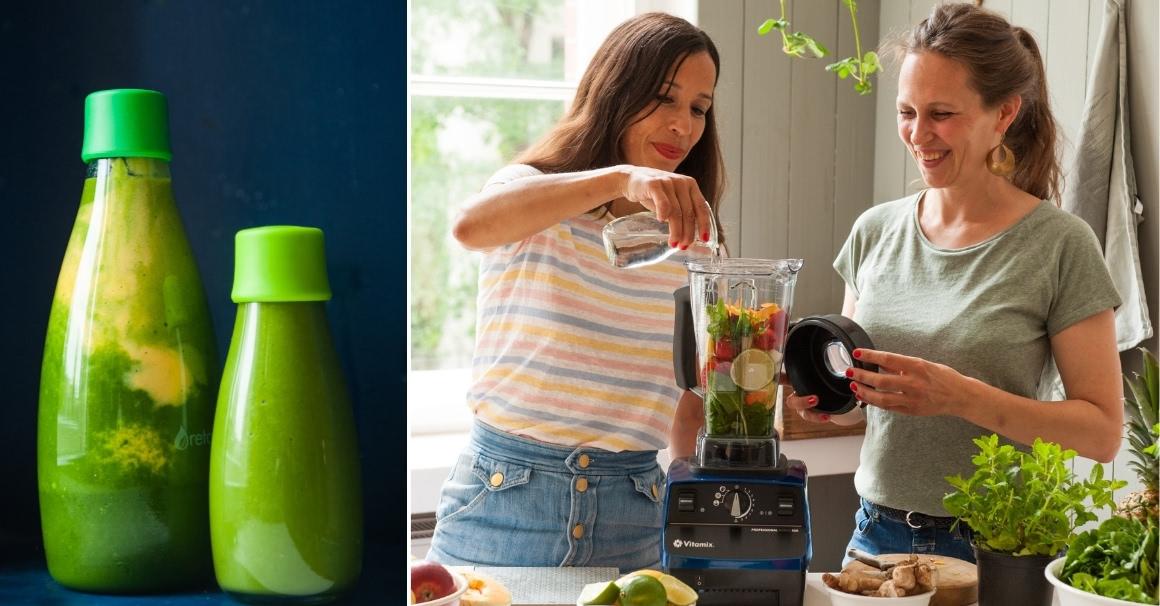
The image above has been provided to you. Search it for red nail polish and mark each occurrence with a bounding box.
[702,232,710,241]
[670,241,678,248]
[808,396,818,405]
[680,244,688,250]
[821,414,831,422]
[845,368,854,378]
[850,382,858,392]
[852,349,862,359]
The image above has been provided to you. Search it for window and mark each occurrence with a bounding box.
[408,0,697,436]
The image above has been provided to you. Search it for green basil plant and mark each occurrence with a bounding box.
[944,434,1126,557]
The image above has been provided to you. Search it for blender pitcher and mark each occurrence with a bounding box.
[674,258,803,465]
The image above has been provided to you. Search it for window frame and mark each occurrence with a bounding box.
[407,1,699,440]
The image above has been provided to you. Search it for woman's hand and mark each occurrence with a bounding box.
[779,374,830,423]
[846,348,967,416]
[621,165,712,249]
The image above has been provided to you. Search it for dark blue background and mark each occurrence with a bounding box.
[0,1,403,601]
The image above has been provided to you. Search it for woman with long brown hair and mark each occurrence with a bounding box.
[429,12,724,568]
[788,3,1122,563]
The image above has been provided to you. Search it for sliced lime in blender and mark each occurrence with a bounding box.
[730,348,780,391]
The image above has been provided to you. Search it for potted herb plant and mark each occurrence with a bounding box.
[943,434,1125,606]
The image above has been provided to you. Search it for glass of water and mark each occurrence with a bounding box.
[602,209,719,269]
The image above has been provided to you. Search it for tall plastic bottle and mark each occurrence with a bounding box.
[210,226,363,603]
[37,89,217,592]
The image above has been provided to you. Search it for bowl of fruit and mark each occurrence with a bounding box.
[576,569,697,606]
[410,559,514,606]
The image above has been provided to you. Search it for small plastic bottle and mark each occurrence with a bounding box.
[209,226,363,603]
[38,89,217,592]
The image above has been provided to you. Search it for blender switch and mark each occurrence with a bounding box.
[678,491,696,512]
[777,496,794,515]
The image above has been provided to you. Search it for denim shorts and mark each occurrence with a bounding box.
[427,421,664,570]
[842,498,976,566]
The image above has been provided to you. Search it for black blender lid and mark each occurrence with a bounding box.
[783,314,876,415]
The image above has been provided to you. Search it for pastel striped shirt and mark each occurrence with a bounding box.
[467,164,694,452]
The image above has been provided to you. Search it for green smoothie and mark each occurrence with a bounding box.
[210,301,362,603]
[38,157,218,592]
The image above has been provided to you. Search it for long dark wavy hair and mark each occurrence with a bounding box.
[516,12,725,240]
[887,2,1062,202]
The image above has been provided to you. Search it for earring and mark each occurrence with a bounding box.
[987,141,1015,177]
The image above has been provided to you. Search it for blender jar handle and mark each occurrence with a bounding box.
[672,286,700,393]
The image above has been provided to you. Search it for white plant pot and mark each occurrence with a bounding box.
[1044,557,1147,606]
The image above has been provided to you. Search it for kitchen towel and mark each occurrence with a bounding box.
[1060,0,1152,352]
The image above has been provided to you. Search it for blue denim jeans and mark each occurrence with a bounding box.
[842,498,976,566]
[427,421,664,570]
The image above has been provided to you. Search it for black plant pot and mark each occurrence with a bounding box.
[974,546,1056,606]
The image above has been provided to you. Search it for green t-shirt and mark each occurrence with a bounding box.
[834,191,1121,515]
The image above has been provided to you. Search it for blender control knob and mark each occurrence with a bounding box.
[717,486,754,520]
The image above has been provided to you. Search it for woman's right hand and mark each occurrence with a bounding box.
[621,165,712,249]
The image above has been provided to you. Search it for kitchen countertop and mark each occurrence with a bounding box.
[453,566,1068,606]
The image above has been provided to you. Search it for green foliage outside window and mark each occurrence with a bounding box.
[410,0,565,369]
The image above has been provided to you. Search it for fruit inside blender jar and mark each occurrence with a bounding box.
[701,300,787,438]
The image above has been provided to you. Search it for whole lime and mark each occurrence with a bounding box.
[619,574,667,606]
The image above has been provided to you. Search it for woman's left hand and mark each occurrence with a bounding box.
[845,348,970,417]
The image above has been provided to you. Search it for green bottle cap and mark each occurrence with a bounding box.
[232,226,333,303]
[81,89,173,163]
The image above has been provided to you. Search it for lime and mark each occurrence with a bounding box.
[578,581,620,605]
[616,569,665,585]
[730,348,779,391]
[659,574,698,606]
[619,575,668,606]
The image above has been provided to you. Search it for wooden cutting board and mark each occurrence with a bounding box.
[843,553,977,606]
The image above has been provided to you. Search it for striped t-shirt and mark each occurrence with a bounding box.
[467,164,696,452]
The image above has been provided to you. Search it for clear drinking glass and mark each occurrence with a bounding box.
[602,210,719,269]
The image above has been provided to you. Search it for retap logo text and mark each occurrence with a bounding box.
[673,539,714,549]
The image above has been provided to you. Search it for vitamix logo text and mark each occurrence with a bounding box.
[673,539,715,549]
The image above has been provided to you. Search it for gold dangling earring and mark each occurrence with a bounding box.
[987,140,1015,177]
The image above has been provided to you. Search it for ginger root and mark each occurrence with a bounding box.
[873,580,908,597]
[891,563,916,590]
[823,570,887,594]
[829,557,938,597]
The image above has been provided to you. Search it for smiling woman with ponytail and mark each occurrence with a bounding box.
[786,2,1124,564]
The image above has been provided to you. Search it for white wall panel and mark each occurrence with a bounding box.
[698,0,745,253]
[873,0,910,203]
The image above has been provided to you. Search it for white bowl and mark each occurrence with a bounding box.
[823,585,934,605]
[1044,557,1144,606]
[416,569,469,606]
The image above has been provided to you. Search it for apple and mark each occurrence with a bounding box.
[411,559,457,603]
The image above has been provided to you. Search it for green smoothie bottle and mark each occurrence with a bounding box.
[37,89,218,592]
[210,226,363,603]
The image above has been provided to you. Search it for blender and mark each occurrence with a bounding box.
[661,257,877,606]
[662,257,811,606]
